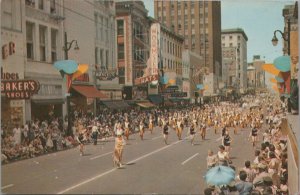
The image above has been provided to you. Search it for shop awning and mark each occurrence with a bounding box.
[32,98,65,105]
[101,100,129,110]
[136,101,156,108]
[72,85,107,99]
[148,94,163,104]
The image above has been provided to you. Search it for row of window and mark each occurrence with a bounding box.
[222,35,241,40]
[26,22,58,62]
[222,43,241,47]
[157,1,208,9]
[95,14,114,42]
[162,38,182,58]
[95,47,111,68]
[25,0,56,14]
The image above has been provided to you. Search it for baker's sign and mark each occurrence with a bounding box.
[1,68,40,99]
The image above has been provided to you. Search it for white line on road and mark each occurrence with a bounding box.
[90,151,113,160]
[1,184,14,190]
[151,135,162,140]
[127,139,182,164]
[57,139,183,194]
[181,153,199,165]
[57,169,116,194]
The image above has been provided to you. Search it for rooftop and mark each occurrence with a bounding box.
[222,28,248,41]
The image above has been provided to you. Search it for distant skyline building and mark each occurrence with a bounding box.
[221,28,248,93]
[154,1,222,95]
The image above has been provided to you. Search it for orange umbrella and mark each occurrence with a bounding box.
[262,64,280,76]
[269,78,277,84]
[168,79,176,85]
[72,64,89,80]
[272,85,280,92]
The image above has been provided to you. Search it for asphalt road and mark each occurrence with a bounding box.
[2,124,259,194]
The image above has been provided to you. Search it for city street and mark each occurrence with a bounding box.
[2,125,257,194]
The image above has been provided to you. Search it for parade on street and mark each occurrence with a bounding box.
[1,0,299,194]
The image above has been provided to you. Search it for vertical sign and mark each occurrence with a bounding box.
[290,30,298,79]
[150,23,160,76]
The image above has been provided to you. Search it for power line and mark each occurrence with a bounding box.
[47,0,117,32]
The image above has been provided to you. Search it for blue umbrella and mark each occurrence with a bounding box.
[53,60,78,75]
[160,76,169,84]
[274,56,290,72]
[204,166,235,186]
[275,76,285,83]
[197,84,204,90]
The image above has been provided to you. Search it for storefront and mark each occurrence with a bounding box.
[70,84,107,114]
[1,70,40,127]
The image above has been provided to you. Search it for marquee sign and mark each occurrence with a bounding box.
[134,75,159,85]
[1,68,40,99]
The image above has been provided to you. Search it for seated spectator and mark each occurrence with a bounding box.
[278,177,288,195]
[217,145,230,166]
[233,170,253,194]
[242,160,256,182]
[207,150,218,169]
[253,150,260,165]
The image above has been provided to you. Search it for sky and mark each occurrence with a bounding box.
[143,0,296,64]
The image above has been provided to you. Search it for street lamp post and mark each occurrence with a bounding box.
[63,32,79,136]
[271,21,290,55]
[271,19,292,112]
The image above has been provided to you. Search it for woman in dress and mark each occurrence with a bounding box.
[139,120,145,140]
[189,123,196,145]
[113,132,126,168]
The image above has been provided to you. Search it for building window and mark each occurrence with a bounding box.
[106,50,109,68]
[26,22,34,60]
[229,36,232,40]
[238,35,240,40]
[25,0,35,7]
[118,44,124,59]
[100,49,103,66]
[51,29,57,62]
[178,9,181,15]
[38,0,44,10]
[229,43,233,47]
[95,47,99,64]
[3,0,13,29]
[50,0,56,13]
[222,43,225,47]
[39,25,46,61]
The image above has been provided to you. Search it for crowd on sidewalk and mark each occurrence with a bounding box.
[204,95,289,195]
[1,93,291,195]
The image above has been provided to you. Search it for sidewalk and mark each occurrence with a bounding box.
[286,114,299,142]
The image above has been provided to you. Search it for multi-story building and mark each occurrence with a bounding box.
[252,55,265,88]
[145,19,185,103]
[93,1,121,101]
[23,0,65,121]
[221,47,238,87]
[116,1,150,100]
[221,28,248,93]
[247,63,256,88]
[1,0,26,128]
[182,50,203,102]
[154,1,222,95]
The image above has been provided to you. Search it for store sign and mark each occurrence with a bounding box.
[290,30,299,79]
[170,92,187,98]
[1,68,40,99]
[149,23,160,76]
[95,67,118,81]
[134,75,159,85]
